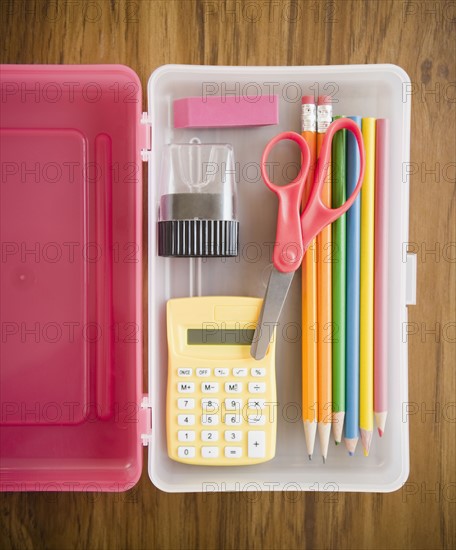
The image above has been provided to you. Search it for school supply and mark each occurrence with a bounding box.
[300,96,318,459]
[331,115,347,444]
[316,96,333,461]
[345,116,362,455]
[374,119,389,437]
[174,95,279,128]
[250,119,365,361]
[166,296,277,465]
[158,140,239,257]
[360,118,376,456]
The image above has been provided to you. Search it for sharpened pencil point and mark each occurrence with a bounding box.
[375,412,387,436]
[335,441,339,446]
[322,456,326,464]
[360,428,373,457]
[304,420,317,459]
[344,437,359,455]
[332,412,345,444]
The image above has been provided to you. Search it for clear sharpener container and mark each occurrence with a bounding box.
[158,139,239,257]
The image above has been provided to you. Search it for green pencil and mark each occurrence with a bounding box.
[331,116,347,443]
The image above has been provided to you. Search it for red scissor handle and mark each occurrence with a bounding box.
[260,131,311,273]
[300,117,365,249]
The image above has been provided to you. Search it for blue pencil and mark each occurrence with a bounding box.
[344,116,361,455]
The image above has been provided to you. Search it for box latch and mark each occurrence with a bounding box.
[405,253,417,306]
[140,112,151,161]
[140,395,152,445]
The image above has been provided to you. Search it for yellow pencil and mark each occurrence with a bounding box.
[360,118,376,456]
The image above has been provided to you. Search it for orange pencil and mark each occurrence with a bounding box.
[301,96,318,459]
[316,96,333,462]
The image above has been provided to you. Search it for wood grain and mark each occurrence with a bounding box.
[1,1,455,549]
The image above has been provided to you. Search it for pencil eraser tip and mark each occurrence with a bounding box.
[317,95,332,105]
[301,95,314,104]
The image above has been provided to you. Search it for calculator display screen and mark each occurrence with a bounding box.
[187,329,255,345]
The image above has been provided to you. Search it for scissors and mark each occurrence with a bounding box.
[250,117,365,360]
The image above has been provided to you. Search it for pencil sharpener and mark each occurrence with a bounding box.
[158,139,239,257]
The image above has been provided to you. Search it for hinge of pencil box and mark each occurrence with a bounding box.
[140,395,152,445]
[140,112,151,161]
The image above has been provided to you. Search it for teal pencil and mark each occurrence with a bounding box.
[331,116,347,444]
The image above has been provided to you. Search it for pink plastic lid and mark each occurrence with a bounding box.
[0,65,144,492]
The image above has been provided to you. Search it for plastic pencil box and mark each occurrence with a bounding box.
[0,64,415,493]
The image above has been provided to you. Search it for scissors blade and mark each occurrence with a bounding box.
[250,268,295,360]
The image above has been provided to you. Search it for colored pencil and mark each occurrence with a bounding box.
[374,119,389,437]
[360,118,376,456]
[301,96,318,459]
[344,116,361,455]
[316,96,333,462]
[331,115,347,444]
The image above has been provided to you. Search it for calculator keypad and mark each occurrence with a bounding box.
[168,363,276,465]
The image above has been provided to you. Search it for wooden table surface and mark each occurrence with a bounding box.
[1,1,455,549]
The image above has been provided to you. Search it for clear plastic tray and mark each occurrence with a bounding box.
[147,64,413,492]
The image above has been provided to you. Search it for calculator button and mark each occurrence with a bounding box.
[178,382,195,393]
[178,398,195,410]
[248,415,266,425]
[201,398,220,411]
[232,367,247,377]
[248,382,266,393]
[224,398,243,411]
[178,430,195,442]
[225,430,242,442]
[178,414,195,426]
[215,368,229,377]
[224,413,243,425]
[197,368,211,377]
[248,399,265,410]
[177,368,192,377]
[251,367,266,377]
[201,430,219,442]
[201,414,219,426]
[225,446,243,458]
[248,431,266,458]
[225,382,243,393]
[201,382,219,393]
[201,447,219,458]
[178,446,195,458]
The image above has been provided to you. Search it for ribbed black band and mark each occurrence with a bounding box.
[158,220,239,257]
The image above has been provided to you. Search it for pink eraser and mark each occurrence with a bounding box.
[301,95,314,104]
[173,95,279,128]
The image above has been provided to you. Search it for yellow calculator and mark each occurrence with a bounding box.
[166,296,277,466]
